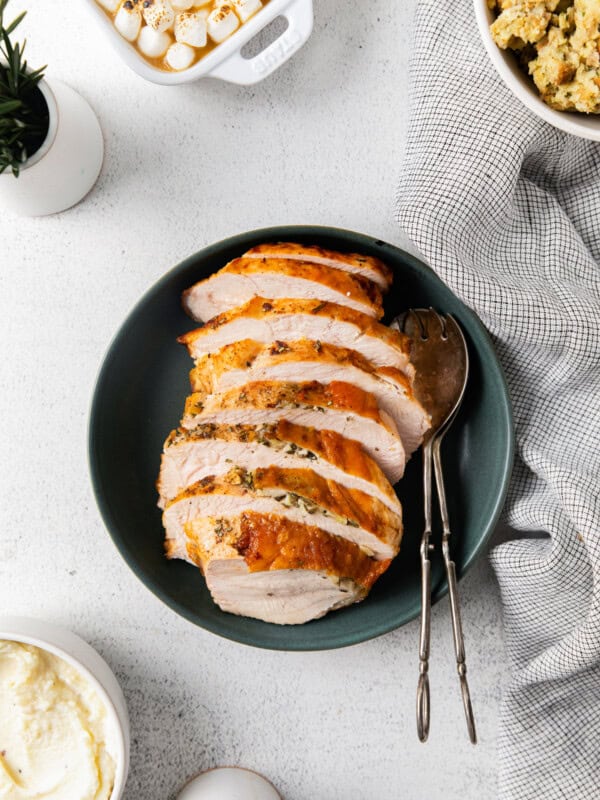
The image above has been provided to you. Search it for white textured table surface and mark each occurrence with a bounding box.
[0,1,509,797]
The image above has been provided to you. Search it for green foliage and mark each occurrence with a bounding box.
[0,0,47,177]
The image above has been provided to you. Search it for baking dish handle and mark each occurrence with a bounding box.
[207,0,314,85]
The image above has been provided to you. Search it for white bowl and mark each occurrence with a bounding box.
[178,767,282,799]
[473,0,600,141]
[84,0,313,86]
[0,616,130,800]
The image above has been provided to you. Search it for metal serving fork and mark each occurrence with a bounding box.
[393,308,476,745]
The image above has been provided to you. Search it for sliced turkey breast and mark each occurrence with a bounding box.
[182,258,384,322]
[157,421,401,513]
[163,467,401,562]
[179,297,413,376]
[190,339,430,457]
[181,380,406,483]
[242,242,393,291]
[179,512,391,625]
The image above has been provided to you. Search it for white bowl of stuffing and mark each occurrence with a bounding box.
[0,617,130,800]
[85,0,313,85]
[474,0,600,141]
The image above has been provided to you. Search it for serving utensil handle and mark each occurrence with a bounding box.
[432,437,477,744]
[417,441,433,742]
[417,553,431,742]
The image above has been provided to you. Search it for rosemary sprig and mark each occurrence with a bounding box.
[0,0,47,177]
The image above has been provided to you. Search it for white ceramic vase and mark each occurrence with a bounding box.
[0,78,104,216]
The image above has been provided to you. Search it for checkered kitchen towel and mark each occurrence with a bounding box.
[396,2,600,798]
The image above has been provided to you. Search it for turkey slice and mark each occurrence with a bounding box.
[182,258,384,322]
[157,421,401,513]
[242,243,393,290]
[163,466,402,561]
[190,339,430,457]
[179,297,413,376]
[181,380,406,483]
[180,512,391,625]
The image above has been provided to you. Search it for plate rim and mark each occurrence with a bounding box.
[88,225,514,651]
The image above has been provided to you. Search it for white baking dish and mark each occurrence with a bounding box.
[84,0,313,85]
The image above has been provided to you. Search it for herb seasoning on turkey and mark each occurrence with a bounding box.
[157,243,430,624]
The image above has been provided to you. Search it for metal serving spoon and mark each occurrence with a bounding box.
[393,308,476,745]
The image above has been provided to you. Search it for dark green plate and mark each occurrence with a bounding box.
[89,226,513,651]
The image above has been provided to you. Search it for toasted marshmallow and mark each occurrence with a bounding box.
[174,11,207,47]
[115,3,142,41]
[207,4,239,43]
[137,24,172,56]
[97,0,119,10]
[170,0,193,9]
[165,42,195,70]
[232,0,262,23]
[142,0,174,32]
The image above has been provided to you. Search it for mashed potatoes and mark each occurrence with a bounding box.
[0,641,116,800]
[489,0,600,113]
